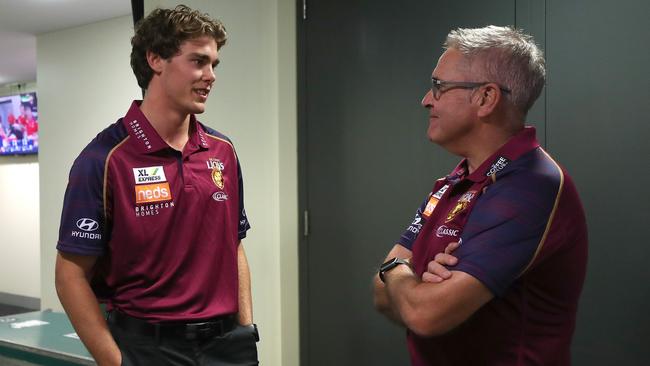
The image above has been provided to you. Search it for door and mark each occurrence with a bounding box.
[299,1,527,365]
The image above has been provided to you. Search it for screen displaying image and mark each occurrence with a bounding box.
[0,92,38,155]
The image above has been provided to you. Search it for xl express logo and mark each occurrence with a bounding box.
[133,166,167,184]
[132,166,172,204]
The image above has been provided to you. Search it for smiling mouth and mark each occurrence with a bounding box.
[194,88,210,97]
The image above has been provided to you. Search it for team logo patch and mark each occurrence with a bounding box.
[207,158,225,189]
[133,166,167,184]
[135,182,172,204]
[445,191,477,223]
[423,184,449,217]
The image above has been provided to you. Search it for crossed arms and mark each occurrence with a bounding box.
[373,242,493,337]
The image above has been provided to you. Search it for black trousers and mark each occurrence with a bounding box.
[108,314,259,366]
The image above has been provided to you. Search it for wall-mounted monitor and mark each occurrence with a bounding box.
[0,92,38,155]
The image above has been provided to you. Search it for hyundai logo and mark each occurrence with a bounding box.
[76,218,99,232]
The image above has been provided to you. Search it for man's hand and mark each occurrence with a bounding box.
[422,241,459,283]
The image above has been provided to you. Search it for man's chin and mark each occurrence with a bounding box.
[189,103,207,114]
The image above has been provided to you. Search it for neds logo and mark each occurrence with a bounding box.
[135,182,172,204]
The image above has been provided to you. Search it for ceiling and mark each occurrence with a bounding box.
[0,0,132,85]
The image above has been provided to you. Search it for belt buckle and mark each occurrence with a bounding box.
[186,320,223,340]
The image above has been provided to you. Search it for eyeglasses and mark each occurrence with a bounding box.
[430,77,510,100]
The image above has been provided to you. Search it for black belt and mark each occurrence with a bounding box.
[108,311,237,341]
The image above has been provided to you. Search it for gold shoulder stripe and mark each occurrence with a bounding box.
[103,136,130,222]
[518,149,564,276]
[205,133,237,158]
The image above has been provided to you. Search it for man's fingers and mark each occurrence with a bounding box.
[422,272,445,283]
[427,260,452,279]
[434,252,458,266]
[444,241,460,254]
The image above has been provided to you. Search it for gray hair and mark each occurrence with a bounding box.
[444,25,545,115]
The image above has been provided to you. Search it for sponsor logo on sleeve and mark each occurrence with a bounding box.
[435,225,460,238]
[445,190,477,223]
[133,166,167,184]
[71,218,101,240]
[135,182,172,204]
[406,213,423,234]
[486,156,510,176]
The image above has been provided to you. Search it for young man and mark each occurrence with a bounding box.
[374,26,588,365]
[55,6,258,366]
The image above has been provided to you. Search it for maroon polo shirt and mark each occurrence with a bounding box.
[57,101,250,322]
[398,127,588,365]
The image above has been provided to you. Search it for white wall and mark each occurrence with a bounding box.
[0,159,39,298]
[37,15,141,309]
[38,3,299,366]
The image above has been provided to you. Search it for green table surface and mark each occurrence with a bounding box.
[0,310,94,365]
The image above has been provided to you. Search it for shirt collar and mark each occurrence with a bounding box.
[447,126,540,183]
[122,100,210,154]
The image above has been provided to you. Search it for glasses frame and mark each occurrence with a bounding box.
[430,77,511,100]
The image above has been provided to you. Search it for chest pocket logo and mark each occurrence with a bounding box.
[445,191,477,223]
[207,158,225,189]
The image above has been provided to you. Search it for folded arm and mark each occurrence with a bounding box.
[374,244,493,337]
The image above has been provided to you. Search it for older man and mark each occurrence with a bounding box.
[374,26,588,365]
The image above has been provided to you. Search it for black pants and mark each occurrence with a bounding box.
[108,314,259,366]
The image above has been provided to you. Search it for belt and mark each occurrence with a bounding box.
[108,311,237,341]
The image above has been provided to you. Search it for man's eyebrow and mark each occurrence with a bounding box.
[189,53,213,62]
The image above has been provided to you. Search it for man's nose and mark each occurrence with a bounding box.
[421,89,433,108]
[204,65,216,83]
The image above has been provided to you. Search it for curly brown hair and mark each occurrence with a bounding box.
[130,5,227,89]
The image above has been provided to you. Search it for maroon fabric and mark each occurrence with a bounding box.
[401,128,588,365]
[58,101,250,321]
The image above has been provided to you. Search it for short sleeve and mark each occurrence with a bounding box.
[237,159,251,239]
[452,172,561,297]
[397,194,430,250]
[57,149,110,256]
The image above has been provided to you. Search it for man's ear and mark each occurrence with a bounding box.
[146,50,165,74]
[476,83,502,118]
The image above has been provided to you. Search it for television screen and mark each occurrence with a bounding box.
[0,92,38,155]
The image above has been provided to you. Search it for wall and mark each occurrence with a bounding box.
[38,2,299,366]
[0,81,40,305]
[37,15,141,309]
[545,0,650,363]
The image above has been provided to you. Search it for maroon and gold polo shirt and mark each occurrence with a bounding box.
[57,101,250,322]
[398,127,588,365]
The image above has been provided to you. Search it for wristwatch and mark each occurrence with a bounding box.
[379,257,410,283]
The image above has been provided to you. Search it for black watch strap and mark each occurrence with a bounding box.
[379,257,410,283]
